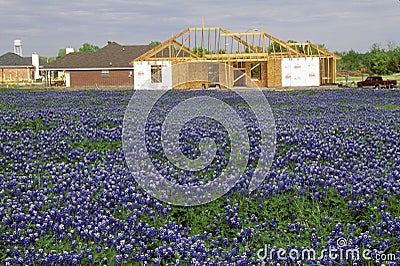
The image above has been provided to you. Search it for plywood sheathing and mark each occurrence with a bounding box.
[260,62,268,87]
[267,59,282,87]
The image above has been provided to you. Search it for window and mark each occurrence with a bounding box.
[101,70,109,77]
[151,65,162,83]
[251,63,261,80]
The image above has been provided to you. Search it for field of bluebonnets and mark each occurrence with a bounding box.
[1,88,400,265]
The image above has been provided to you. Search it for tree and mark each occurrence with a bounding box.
[315,43,328,50]
[39,55,52,63]
[267,41,287,53]
[386,42,400,73]
[370,43,382,54]
[336,49,367,72]
[370,52,390,75]
[79,43,100,53]
[368,43,390,75]
[218,49,226,54]
[56,48,67,59]
[149,41,162,46]
[193,47,209,57]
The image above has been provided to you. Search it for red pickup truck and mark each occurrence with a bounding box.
[357,76,397,89]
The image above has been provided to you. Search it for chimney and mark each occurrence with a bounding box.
[31,53,40,79]
[66,47,74,54]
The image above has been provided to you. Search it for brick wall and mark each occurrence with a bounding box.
[1,67,34,82]
[70,70,134,87]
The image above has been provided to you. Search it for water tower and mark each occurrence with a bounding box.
[14,40,23,56]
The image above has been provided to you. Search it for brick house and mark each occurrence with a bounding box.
[44,42,153,87]
[0,52,45,83]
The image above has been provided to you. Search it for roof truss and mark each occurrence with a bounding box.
[131,27,340,64]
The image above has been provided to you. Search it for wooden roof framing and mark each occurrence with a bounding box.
[287,42,341,59]
[131,27,340,64]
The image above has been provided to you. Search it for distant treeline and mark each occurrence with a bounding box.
[41,41,400,75]
[40,43,100,63]
[336,42,400,75]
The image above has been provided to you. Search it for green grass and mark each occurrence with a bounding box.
[141,187,399,245]
[0,102,18,110]
[337,72,400,84]
[71,138,122,153]
[375,103,400,111]
[0,86,56,92]
[3,118,49,132]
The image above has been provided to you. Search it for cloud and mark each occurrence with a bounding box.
[0,0,399,56]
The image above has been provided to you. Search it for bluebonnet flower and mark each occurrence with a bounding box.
[1,89,400,265]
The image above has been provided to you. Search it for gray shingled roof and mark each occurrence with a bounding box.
[0,52,32,67]
[0,52,47,67]
[45,42,153,69]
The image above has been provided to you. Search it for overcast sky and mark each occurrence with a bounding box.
[0,0,399,57]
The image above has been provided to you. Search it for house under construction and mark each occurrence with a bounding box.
[131,26,341,89]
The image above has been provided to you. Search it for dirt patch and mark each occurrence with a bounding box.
[337,70,363,77]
